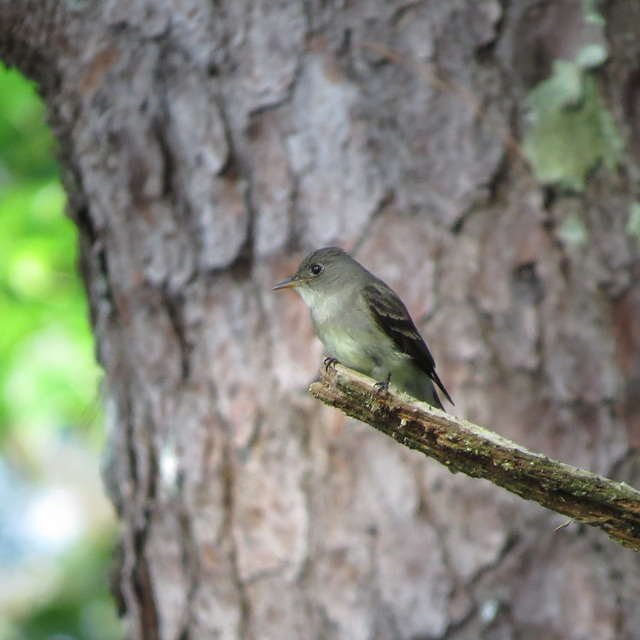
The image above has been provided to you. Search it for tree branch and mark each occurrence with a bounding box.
[309,364,640,551]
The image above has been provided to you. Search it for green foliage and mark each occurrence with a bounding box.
[523,56,623,192]
[0,62,102,439]
[0,68,59,180]
[10,538,121,640]
[0,62,117,639]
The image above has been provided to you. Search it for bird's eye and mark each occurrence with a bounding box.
[311,264,323,275]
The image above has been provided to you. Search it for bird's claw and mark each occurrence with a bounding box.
[374,373,392,396]
[323,357,338,372]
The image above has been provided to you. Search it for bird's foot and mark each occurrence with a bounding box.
[374,373,392,396]
[323,357,339,372]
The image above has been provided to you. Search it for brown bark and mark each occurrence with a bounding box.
[3,1,640,639]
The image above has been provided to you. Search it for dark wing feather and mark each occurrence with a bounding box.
[362,283,453,405]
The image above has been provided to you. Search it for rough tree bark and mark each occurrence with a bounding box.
[2,1,640,639]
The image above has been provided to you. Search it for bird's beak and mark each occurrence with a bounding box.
[273,278,301,291]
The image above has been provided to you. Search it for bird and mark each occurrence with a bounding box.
[273,247,452,409]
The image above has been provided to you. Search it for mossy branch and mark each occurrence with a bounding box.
[309,363,640,551]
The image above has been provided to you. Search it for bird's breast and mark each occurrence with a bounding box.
[307,293,378,374]
[315,321,377,373]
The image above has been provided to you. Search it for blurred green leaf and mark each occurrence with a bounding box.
[0,61,116,640]
[15,539,120,640]
[0,66,58,180]
[0,62,102,439]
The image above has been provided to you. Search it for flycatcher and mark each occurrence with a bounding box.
[273,247,452,409]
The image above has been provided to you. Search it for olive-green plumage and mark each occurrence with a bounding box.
[274,247,452,409]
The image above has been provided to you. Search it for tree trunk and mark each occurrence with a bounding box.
[3,1,640,638]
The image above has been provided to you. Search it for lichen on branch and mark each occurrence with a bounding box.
[309,364,640,551]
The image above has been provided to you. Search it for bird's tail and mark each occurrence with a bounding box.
[431,370,453,406]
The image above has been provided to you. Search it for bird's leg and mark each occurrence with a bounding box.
[323,356,338,372]
[374,372,392,395]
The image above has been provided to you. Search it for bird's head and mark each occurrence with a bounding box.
[273,247,353,302]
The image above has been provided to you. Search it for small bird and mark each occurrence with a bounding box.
[273,247,452,409]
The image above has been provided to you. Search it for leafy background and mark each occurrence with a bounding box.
[0,62,120,640]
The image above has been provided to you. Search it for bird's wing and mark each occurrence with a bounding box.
[361,282,453,405]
